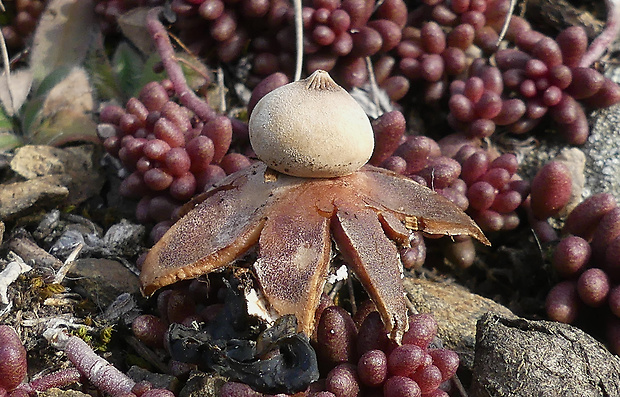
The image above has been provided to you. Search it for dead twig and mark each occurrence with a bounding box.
[8,228,64,272]
[0,9,15,112]
[496,0,517,45]
[365,57,382,113]
[293,0,303,81]
[53,242,83,284]
[217,65,226,113]
[0,252,32,306]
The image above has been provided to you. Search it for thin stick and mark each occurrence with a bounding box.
[328,279,344,300]
[176,57,211,81]
[496,0,517,46]
[364,57,382,113]
[0,17,15,112]
[217,65,226,113]
[452,373,469,397]
[169,32,212,82]
[346,275,357,314]
[580,0,620,67]
[293,0,303,81]
[405,290,419,315]
[53,243,83,284]
[169,31,198,57]
[125,335,169,373]
[146,7,215,122]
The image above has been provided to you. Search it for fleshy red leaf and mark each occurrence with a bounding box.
[0,325,27,391]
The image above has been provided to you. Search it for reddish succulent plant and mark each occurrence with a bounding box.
[93,0,620,375]
[0,326,27,393]
[529,161,573,220]
[1,0,47,52]
[546,193,620,354]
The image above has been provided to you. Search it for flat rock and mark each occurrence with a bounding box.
[11,145,69,179]
[470,312,620,397]
[0,145,104,221]
[403,277,515,369]
[127,365,179,392]
[67,258,140,308]
[0,175,69,221]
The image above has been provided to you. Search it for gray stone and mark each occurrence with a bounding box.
[470,312,620,397]
[582,104,620,201]
[67,258,141,308]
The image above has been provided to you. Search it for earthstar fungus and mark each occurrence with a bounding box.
[140,70,489,342]
[249,70,374,178]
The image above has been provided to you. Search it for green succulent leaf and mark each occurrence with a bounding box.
[33,66,74,98]
[29,109,98,146]
[136,52,168,93]
[0,132,23,153]
[0,101,15,132]
[0,105,21,151]
[22,67,98,146]
[112,42,148,98]
[20,96,46,137]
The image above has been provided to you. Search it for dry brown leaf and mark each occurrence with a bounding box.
[118,7,157,55]
[0,70,33,116]
[29,0,96,85]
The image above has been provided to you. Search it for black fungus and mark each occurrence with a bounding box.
[167,280,319,394]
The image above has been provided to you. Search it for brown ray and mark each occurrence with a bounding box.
[253,186,333,336]
[332,199,409,343]
[352,165,490,245]
[140,163,295,294]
